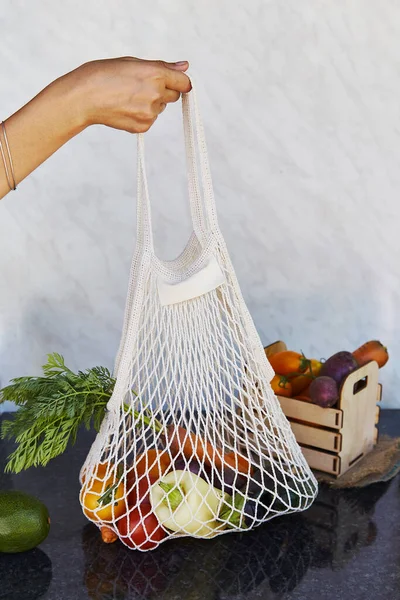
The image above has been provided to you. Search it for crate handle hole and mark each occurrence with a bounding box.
[353,376,368,395]
[349,453,364,467]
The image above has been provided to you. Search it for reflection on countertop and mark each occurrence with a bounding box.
[0,411,399,600]
[80,480,391,599]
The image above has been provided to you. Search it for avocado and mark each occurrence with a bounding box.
[0,490,50,553]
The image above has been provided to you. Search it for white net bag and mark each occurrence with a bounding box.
[79,80,318,551]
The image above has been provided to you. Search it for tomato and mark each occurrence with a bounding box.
[117,508,166,550]
[290,359,322,396]
[133,449,171,480]
[126,474,156,509]
[270,374,292,397]
[268,351,310,376]
[308,358,322,377]
[289,375,310,397]
[81,461,109,485]
[80,475,125,523]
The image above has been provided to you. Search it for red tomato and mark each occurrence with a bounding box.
[126,475,157,509]
[117,508,166,550]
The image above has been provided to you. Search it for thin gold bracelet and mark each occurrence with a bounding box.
[0,121,17,190]
[0,137,14,191]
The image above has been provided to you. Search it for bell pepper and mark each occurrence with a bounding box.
[150,470,224,538]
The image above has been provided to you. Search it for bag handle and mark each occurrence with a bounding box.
[136,76,219,252]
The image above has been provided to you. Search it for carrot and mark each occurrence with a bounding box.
[133,449,171,479]
[353,340,389,369]
[101,526,118,544]
[132,411,253,476]
[165,425,252,475]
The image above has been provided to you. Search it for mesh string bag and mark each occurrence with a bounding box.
[79,79,318,551]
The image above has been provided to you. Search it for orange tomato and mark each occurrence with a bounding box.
[81,473,125,523]
[290,375,310,397]
[308,359,322,377]
[81,461,109,484]
[290,359,322,396]
[270,374,292,397]
[268,351,310,376]
[133,449,171,480]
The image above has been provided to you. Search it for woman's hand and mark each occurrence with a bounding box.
[0,57,191,199]
[68,57,192,133]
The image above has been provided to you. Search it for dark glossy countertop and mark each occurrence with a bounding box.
[1,410,399,600]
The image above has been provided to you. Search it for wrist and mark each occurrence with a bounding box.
[60,62,103,129]
[46,68,91,137]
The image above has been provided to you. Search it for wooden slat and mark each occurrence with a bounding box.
[264,341,287,358]
[376,383,382,403]
[375,405,380,425]
[301,446,340,476]
[277,396,343,430]
[290,421,341,452]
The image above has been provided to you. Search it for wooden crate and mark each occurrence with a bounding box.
[266,341,381,477]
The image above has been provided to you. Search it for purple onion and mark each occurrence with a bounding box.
[172,458,202,475]
[309,376,339,408]
[320,351,358,386]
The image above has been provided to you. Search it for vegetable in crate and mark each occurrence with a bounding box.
[290,359,322,396]
[268,351,310,376]
[353,340,389,368]
[320,351,358,386]
[309,376,339,408]
[270,374,292,398]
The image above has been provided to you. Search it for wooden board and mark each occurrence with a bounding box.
[290,421,342,452]
[301,446,341,476]
[264,340,287,358]
[337,361,379,474]
[277,396,343,430]
[377,383,382,402]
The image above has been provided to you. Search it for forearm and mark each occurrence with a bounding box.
[0,57,190,200]
[0,72,86,200]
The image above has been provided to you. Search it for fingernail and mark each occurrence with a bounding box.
[175,61,187,66]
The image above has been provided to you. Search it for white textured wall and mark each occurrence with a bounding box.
[1,1,399,410]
